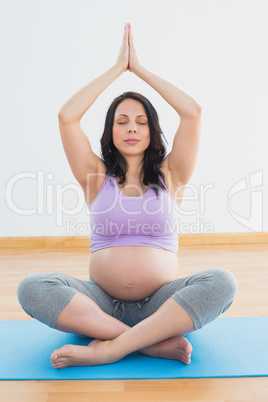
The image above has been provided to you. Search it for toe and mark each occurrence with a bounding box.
[184,343,193,355]
[52,358,65,369]
[54,362,65,369]
[51,357,58,368]
[51,350,59,362]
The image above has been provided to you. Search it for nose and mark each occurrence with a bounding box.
[127,122,137,133]
[128,127,137,134]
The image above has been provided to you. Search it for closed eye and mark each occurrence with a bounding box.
[118,122,146,125]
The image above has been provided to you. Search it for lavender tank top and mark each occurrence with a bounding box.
[87,174,181,253]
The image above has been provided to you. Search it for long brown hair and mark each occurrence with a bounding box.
[100,91,168,197]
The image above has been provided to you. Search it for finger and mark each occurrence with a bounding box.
[128,23,134,39]
[124,22,128,37]
[128,24,133,46]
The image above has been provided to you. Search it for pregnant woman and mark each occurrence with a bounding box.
[17,23,238,369]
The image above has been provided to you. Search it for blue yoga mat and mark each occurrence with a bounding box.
[0,317,267,380]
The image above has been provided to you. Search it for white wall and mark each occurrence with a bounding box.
[1,0,267,237]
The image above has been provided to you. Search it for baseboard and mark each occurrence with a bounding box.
[0,233,267,249]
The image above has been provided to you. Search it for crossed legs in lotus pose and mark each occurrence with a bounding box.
[50,292,194,369]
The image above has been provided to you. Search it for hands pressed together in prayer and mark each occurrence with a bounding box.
[115,22,142,74]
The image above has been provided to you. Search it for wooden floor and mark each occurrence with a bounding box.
[0,244,267,401]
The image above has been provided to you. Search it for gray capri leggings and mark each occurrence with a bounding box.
[17,268,238,331]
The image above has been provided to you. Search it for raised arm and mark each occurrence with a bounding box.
[128,23,202,187]
[58,24,129,188]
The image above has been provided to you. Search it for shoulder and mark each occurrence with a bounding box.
[159,156,186,205]
[83,158,107,205]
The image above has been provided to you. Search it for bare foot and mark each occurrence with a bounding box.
[140,336,193,364]
[50,339,115,369]
[50,336,192,369]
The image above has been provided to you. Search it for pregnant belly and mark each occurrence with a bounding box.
[89,246,180,301]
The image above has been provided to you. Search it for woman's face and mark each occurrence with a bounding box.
[112,99,150,158]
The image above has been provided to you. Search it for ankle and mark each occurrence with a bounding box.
[108,337,129,361]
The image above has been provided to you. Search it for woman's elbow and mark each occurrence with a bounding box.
[58,109,78,125]
[58,109,69,123]
[194,103,202,117]
[187,102,202,119]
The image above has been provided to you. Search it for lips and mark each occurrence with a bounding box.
[125,139,139,144]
